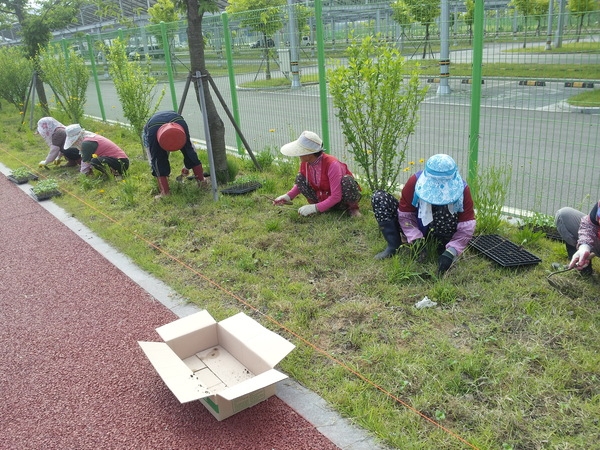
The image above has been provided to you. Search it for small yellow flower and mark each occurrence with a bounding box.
[403,167,410,172]
[419,158,425,163]
[409,161,415,165]
[92,154,98,158]
[99,189,105,193]
[269,129,276,133]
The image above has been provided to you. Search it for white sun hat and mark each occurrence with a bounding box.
[280,131,323,157]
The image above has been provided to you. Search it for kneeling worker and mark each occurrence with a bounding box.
[143,111,207,199]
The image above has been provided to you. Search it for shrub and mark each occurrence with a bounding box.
[0,46,34,111]
[328,34,428,193]
[38,46,88,123]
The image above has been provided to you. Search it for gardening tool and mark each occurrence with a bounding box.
[546,253,595,296]
[264,195,293,206]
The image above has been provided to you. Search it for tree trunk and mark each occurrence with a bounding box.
[186,0,229,183]
[422,24,430,59]
[262,32,271,80]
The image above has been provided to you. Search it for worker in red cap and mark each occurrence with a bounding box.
[142,111,207,199]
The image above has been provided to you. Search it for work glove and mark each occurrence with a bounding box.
[298,204,318,217]
[53,157,63,166]
[569,244,592,270]
[273,194,292,206]
[39,160,49,169]
[438,250,455,275]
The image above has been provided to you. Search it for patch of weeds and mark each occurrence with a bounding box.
[513,225,545,248]
[254,147,276,169]
[163,215,182,227]
[78,173,104,191]
[429,280,460,305]
[385,253,422,284]
[235,252,259,272]
[471,163,512,234]
[118,177,138,208]
[265,219,282,232]
[274,157,298,177]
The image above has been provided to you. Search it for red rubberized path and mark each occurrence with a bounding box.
[0,175,339,450]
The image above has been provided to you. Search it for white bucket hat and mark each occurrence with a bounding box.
[63,124,84,149]
[280,131,323,157]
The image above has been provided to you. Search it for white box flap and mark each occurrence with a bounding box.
[156,310,218,359]
[138,341,213,403]
[218,313,295,370]
[218,369,288,401]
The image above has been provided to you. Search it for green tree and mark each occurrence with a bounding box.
[510,0,549,47]
[398,0,439,59]
[105,38,165,152]
[148,0,180,50]
[328,35,428,193]
[226,0,285,80]
[38,46,88,122]
[463,0,474,44]
[0,0,84,115]
[568,0,599,42]
[390,0,413,50]
[0,45,33,110]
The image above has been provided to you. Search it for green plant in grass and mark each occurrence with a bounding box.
[513,225,546,248]
[470,163,512,234]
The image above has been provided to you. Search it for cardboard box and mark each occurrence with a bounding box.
[138,310,295,421]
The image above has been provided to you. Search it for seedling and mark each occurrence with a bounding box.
[31,178,61,201]
[8,166,38,184]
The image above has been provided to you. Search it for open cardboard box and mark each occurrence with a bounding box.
[139,310,295,421]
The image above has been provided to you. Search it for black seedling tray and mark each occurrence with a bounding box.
[469,234,541,267]
[221,181,262,195]
[30,189,62,201]
[8,174,38,185]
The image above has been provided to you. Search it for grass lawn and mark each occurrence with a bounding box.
[1,107,599,449]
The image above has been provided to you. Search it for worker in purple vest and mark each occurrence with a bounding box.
[273,131,362,218]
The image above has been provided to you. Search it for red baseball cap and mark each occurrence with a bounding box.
[157,123,186,151]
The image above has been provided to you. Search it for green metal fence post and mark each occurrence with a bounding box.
[221,12,243,155]
[160,21,178,111]
[314,0,330,153]
[467,0,484,188]
[86,34,106,121]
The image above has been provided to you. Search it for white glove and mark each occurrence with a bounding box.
[569,244,592,270]
[298,204,318,216]
[273,194,291,205]
[39,160,49,169]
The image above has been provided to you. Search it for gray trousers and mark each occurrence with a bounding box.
[555,207,600,255]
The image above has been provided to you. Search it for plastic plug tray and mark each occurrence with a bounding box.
[469,234,541,267]
[220,181,262,195]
